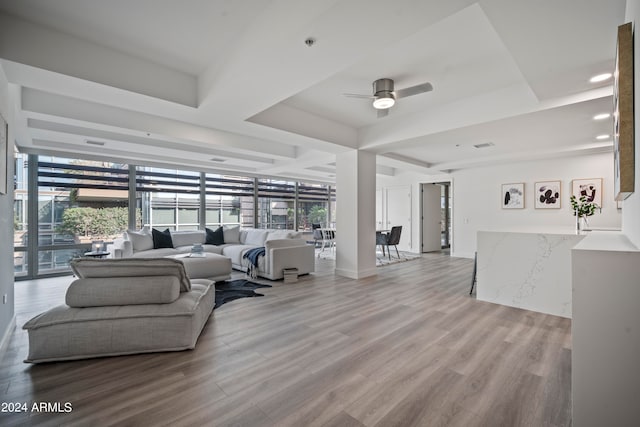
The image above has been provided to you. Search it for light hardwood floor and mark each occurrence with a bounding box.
[0,253,571,426]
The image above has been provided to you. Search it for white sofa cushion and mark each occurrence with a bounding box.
[266,230,299,241]
[125,227,153,252]
[264,238,308,250]
[131,248,179,258]
[170,230,205,248]
[223,225,241,243]
[69,258,192,292]
[222,244,258,265]
[244,229,269,246]
[23,280,214,363]
[66,276,180,307]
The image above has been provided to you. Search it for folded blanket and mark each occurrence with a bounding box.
[243,247,265,279]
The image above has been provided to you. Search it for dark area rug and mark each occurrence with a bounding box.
[214,279,272,309]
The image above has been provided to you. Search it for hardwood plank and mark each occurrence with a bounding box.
[321,411,365,427]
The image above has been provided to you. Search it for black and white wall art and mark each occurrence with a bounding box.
[501,183,524,209]
[572,178,603,206]
[535,180,561,209]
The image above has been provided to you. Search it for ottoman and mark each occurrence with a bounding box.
[168,253,232,281]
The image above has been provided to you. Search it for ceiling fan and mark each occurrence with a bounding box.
[343,78,433,118]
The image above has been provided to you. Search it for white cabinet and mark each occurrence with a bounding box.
[572,233,640,427]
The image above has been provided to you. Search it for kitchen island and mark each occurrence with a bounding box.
[476,228,586,318]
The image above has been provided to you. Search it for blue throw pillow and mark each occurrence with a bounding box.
[152,228,174,249]
[205,226,225,245]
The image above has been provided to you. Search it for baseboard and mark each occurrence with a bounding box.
[0,315,16,363]
[451,251,475,259]
[334,267,378,279]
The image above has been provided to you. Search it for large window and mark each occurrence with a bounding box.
[257,179,295,229]
[15,152,335,279]
[36,157,129,274]
[204,174,254,228]
[14,153,28,276]
[297,183,330,230]
[136,167,200,231]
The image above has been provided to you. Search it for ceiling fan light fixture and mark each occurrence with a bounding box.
[372,92,395,109]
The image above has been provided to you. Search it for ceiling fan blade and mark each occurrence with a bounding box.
[377,108,389,118]
[343,93,375,99]
[395,82,433,99]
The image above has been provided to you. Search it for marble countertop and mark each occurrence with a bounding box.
[478,226,621,236]
[573,231,639,252]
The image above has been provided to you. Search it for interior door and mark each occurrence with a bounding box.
[421,184,441,252]
[386,186,411,251]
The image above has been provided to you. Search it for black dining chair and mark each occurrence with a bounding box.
[312,223,322,247]
[377,226,402,260]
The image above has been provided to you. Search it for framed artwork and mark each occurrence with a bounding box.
[572,178,603,207]
[502,183,524,209]
[0,113,7,195]
[613,22,635,201]
[535,180,561,209]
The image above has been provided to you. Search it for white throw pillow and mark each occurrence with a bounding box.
[170,230,205,248]
[125,227,153,252]
[244,229,269,246]
[223,225,241,244]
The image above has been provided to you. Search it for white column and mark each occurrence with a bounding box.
[335,149,377,279]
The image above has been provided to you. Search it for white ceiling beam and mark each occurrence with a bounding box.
[434,141,613,172]
[21,88,297,159]
[375,164,395,177]
[30,139,258,173]
[379,153,432,169]
[360,84,612,153]
[0,13,197,106]
[27,118,276,164]
[248,103,358,150]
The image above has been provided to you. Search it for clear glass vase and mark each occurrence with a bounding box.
[576,215,589,233]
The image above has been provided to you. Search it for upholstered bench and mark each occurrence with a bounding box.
[23,258,215,363]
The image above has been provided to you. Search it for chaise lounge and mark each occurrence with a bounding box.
[23,258,215,363]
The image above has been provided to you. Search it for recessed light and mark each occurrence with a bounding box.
[590,73,612,83]
[593,113,611,120]
[596,134,610,140]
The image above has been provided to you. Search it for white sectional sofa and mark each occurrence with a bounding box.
[109,226,315,280]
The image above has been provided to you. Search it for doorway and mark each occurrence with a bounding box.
[376,186,412,252]
[421,182,452,253]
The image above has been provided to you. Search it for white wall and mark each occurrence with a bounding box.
[0,63,15,356]
[378,152,621,259]
[622,0,640,247]
[376,185,412,251]
[452,153,621,258]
